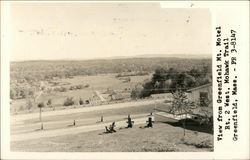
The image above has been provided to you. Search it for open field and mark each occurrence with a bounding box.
[10,73,152,114]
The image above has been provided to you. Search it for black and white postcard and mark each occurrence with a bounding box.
[1,1,249,160]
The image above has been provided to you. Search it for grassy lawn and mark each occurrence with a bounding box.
[11,122,213,152]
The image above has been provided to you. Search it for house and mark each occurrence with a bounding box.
[186,83,212,107]
[154,84,213,123]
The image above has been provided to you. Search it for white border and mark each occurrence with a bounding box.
[1,1,249,159]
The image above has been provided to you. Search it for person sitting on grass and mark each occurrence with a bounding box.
[146,117,154,128]
[105,122,116,133]
[126,115,134,128]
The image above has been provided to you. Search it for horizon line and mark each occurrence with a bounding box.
[10,53,212,62]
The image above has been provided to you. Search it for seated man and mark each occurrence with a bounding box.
[105,122,116,133]
[147,117,154,128]
[126,115,134,128]
[109,122,116,132]
[105,126,111,133]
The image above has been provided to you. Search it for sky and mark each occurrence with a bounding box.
[9,3,211,61]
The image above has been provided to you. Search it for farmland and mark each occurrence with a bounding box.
[10,73,152,114]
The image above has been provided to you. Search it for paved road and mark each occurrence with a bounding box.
[11,116,149,142]
[11,100,164,142]
[11,113,149,135]
[11,99,163,123]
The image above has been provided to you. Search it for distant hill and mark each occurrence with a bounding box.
[12,54,211,62]
[11,57,212,83]
[88,54,211,60]
[133,54,212,59]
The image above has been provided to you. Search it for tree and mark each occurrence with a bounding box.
[37,102,45,122]
[141,81,154,97]
[170,90,195,136]
[131,83,144,99]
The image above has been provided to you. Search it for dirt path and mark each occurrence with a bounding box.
[11,99,163,123]
[11,117,150,142]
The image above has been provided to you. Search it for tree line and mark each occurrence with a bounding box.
[131,66,211,99]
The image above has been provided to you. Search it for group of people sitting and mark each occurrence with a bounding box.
[105,115,154,133]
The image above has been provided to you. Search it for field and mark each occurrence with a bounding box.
[10,73,152,114]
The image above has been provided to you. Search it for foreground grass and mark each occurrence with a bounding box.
[11,122,213,152]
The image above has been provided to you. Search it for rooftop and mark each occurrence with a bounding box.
[187,83,212,92]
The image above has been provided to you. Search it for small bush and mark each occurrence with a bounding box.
[69,86,75,90]
[64,97,75,106]
[37,102,45,108]
[47,99,52,107]
[60,87,67,92]
[54,87,67,92]
[69,84,86,90]
[79,98,84,105]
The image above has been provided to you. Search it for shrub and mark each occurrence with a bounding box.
[131,84,144,99]
[76,84,84,89]
[64,97,75,106]
[69,86,75,90]
[47,99,52,107]
[79,98,84,105]
[60,87,67,92]
[54,86,68,92]
[69,84,86,90]
[37,102,45,108]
